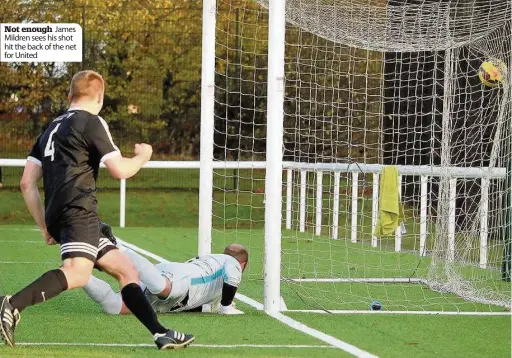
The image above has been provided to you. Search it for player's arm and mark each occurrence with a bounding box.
[103,144,152,180]
[21,139,55,245]
[219,283,239,309]
[83,116,152,180]
[219,264,244,315]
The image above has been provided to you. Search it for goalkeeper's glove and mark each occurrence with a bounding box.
[219,303,244,315]
[100,222,117,246]
[210,297,221,313]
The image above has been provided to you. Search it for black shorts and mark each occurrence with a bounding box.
[47,208,117,262]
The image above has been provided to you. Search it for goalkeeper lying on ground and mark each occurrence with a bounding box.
[83,224,247,315]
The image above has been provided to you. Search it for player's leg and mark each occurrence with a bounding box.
[81,224,128,314]
[98,223,170,298]
[83,275,126,314]
[121,248,170,298]
[96,249,165,326]
[60,257,95,288]
[6,230,96,310]
[83,229,162,315]
[96,249,194,349]
[0,263,72,347]
[1,212,98,347]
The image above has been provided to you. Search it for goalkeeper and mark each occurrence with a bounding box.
[84,225,247,315]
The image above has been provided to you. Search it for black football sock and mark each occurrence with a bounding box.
[121,283,167,335]
[10,269,68,312]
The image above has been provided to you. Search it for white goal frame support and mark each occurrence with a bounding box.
[263,0,286,314]
[198,0,217,257]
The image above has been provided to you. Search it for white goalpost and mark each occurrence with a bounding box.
[198,0,217,258]
[199,0,512,315]
[263,0,286,313]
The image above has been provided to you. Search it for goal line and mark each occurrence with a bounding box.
[116,237,377,358]
[18,342,336,349]
[285,310,511,316]
[286,278,427,284]
[285,277,511,313]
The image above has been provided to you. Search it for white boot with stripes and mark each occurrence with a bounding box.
[154,329,195,350]
[0,296,21,347]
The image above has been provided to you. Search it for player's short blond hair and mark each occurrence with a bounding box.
[69,70,104,101]
[224,244,248,264]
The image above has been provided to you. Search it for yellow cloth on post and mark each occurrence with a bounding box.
[374,166,404,237]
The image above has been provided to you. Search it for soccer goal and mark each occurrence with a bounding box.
[198,0,512,314]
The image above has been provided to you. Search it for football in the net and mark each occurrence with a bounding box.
[370,300,382,311]
[478,59,507,87]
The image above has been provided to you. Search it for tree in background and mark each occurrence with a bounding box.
[1,0,383,162]
[0,0,203,158]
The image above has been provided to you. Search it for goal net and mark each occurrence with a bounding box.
[207,0,512,312]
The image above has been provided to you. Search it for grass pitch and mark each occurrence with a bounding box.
[0,183,510,357]
[0,225,510,357]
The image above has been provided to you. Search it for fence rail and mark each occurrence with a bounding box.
[0,159,505,268]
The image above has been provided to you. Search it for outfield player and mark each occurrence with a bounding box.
[0,71,194,350]
[84,240,247,315]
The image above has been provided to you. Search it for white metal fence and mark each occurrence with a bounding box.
[284,164,506,270]
[0,158,505,269]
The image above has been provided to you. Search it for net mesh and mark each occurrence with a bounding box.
[212,0,512,311]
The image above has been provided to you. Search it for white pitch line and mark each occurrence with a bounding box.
[0,240,42,243]
[116,237,378,358]
[116,238,171,264]
[269,311,377,358]
[0,227,39,231]
[235,293,263,310]
[0,261,59,265]
[287,309,512,316]
[18,342,335,349]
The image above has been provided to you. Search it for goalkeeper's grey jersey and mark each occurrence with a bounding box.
[144,254,242,313]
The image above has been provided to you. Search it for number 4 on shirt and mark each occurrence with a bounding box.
[44,123,61,162]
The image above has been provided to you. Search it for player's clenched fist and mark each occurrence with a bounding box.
[42,229,57,246]
[135,143,153,163]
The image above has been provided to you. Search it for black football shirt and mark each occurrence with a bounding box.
[27,109,120,226]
